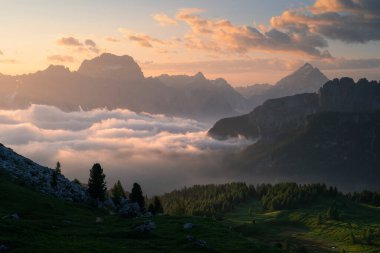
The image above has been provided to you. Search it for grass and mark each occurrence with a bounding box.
[0,176,282,253]
[224,197,380,253]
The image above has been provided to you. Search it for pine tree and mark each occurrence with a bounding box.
[55,161,61,174]
[88,163,107,201]
[153,196,164,214]
[51,161,61,189]
[129,183,145,211]
[110,180,126,205]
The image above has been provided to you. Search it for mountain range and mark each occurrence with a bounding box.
[0,53,328,122]
[209,78,380,191]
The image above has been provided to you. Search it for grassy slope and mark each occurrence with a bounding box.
[0,176,281,253]
[224,198,380,253]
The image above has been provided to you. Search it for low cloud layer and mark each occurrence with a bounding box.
[0,105,251,194]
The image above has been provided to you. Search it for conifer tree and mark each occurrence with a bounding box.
[110,180,126,205]
[88,163,107,201]
[129,182,145,211]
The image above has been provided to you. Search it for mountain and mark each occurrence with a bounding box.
[158,73,248,118]
[235,83,272,98]
[78,53,144,81]
[209,78,380,191]
[0,54,247,121]
[246,63,329,109]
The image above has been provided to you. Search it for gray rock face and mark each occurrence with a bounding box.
[0,143,88,202]
[319,78,380,112]
[209,93,319,140]
[247,93,319,139]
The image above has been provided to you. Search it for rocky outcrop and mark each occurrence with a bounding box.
[0,143,88,202]
[209,93,319,140]
[210,78,380,140]
[319,78,380,112]
[247,93,319,140]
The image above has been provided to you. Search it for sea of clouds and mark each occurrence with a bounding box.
[0,105,252,195]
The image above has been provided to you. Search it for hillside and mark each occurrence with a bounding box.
[0,175,284,253]
[225,197,380,253]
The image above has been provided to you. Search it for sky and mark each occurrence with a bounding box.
[1,0,380,85]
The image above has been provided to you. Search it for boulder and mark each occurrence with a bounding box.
[119,202,140,218]
[135,220,156,232]
[183,223,194,229]
[0,244,9,253]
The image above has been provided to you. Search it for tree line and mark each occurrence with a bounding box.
[78,162,164,214]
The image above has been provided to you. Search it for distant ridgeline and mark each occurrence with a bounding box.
[209,78,380,191]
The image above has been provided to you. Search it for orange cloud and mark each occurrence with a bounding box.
[106,37,120,43]
[119,29,169,48]
[47,55,75,63]
[57,37,83,47]
[175,9,330,58]
[57,36,100,54]
[272,0,380,43]
[153,13,177,26]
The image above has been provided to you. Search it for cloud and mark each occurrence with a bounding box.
[119,29,168,48]
[172,8,331,58]
[105,37,120,43]
[0,59,18,64]
[57,37,83,47]
[271,0,380,43]
[313,57,380,70]
[57,36,100,54]
[143,58,302,75]
[153,13,178,27]
[0,105,252,194]
[47,54,75,63]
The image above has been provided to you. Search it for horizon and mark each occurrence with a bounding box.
[1,0,380,85]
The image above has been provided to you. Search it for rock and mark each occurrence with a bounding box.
[62,219,72,224]
[119,202,141,218]
[143,212,153,218]
[0,144,88,202]
[95,217,104,223]
[2,213,19,221]
[183,223,194,229]
[0,244,8,252]
[119,198,129,206]
[103,197,116,210]
[135,220,156,232]
[195,239,207,248]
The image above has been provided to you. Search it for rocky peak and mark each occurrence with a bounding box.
[77,53,144,80]
[193,72,207,82]
[43,65,71,75]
